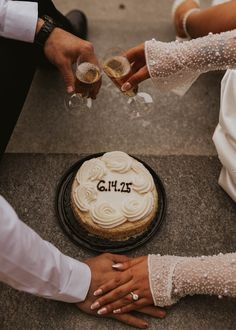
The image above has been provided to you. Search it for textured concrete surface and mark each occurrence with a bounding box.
[1,0,235,329]
[6,0,222,156]
[0,153,235,329]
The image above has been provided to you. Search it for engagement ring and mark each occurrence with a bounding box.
[130,291,139,301]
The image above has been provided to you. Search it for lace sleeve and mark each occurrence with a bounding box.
[145,30,236,95]
[148,253,236,307]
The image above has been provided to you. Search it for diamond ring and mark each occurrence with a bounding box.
[130,291,139,301]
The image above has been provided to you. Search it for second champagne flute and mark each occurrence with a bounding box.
[102,48,153,118]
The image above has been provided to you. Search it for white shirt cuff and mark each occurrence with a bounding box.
[3,1,38,42]
[60,256,91,303]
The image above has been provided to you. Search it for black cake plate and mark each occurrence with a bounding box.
[56,153,167,253]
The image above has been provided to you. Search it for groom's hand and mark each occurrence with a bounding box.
[76,253,163,328]
[43,27,101,97]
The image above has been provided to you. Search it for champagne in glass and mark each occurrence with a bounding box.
[64,59,101,115]
[103,55,137,97]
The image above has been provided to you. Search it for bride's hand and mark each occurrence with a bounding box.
[121,43,150,93]
[91,256,165,317]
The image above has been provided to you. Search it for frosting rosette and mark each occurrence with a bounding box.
[121,193,154,222]
[132,161,154,194]
[74,183,98,212]
[90,201,127,228]
[76,159,107,183]
[101,151,132,173]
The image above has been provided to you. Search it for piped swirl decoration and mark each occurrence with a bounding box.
[90,202,127,228]
[122,193,154,222]
[73,151,156,228]
[76,159,107,183]
[101,151,133,173]
[74,183,98,212]
[132,161,154,194]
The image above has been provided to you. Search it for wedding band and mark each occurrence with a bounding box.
[130,291,139,301]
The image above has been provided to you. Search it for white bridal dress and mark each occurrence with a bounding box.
[144,30,236,306]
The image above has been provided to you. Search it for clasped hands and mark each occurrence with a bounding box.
[77,253,166,329]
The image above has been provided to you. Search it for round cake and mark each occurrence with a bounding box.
[71,151,158,240]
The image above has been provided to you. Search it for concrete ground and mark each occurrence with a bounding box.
[0,0,235,329]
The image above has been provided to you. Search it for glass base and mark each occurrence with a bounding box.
[127,92,154,120]
[64,93,93,115]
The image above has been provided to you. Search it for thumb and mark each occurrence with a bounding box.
[121,66,150,93]
[59,60,76,93]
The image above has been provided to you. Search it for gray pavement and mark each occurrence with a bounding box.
[1,0,236,329]
[6,0,219,156]
[0,153,236,329]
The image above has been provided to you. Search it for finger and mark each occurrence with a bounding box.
[116,303,166,318]
[96,292,136,315]
[59,60,76,93]
[92,273,133,300]
[121,66,150,93]
[111,297,149,315]
[113,313,148,329]
[137,306,167,319]
[123,44,145,64]
[112,256,146,271]
[131,61,146,75]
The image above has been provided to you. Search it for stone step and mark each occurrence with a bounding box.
[0,153,235,329]
[6,19,223,156]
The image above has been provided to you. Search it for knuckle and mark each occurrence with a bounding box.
[83,41,94,53]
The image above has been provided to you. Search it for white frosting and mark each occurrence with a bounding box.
[74,183,97,212]
[132,161,154,193]
[73,151,156,228]
[101,151,133,173]
[122,193,154,222]
[91,202,127,228]
[76,159,107,183]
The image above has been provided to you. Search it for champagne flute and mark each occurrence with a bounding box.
[102,48,153,119]
[64,56,102,115]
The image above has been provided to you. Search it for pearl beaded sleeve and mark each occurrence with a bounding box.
[148,253,236,307]
[145,30,236,95]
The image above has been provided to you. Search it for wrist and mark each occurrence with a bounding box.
[36,18,45,34]
[34,15,58,47]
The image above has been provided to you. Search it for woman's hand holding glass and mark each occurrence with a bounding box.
[90,256,166,317]
[121,43,150,93]
[102,46,153,118]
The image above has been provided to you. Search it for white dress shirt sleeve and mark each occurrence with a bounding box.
[0,0,38,42]
[213,69,236,202]
[0,195,91,303]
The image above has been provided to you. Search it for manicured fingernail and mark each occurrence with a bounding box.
[112,263,123,269]
[93,289,103,296]
[90,302,100,310]
[97,307,107,315]
[121,82,132,92]
[67,86,74,93]
[113,309,121,314]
